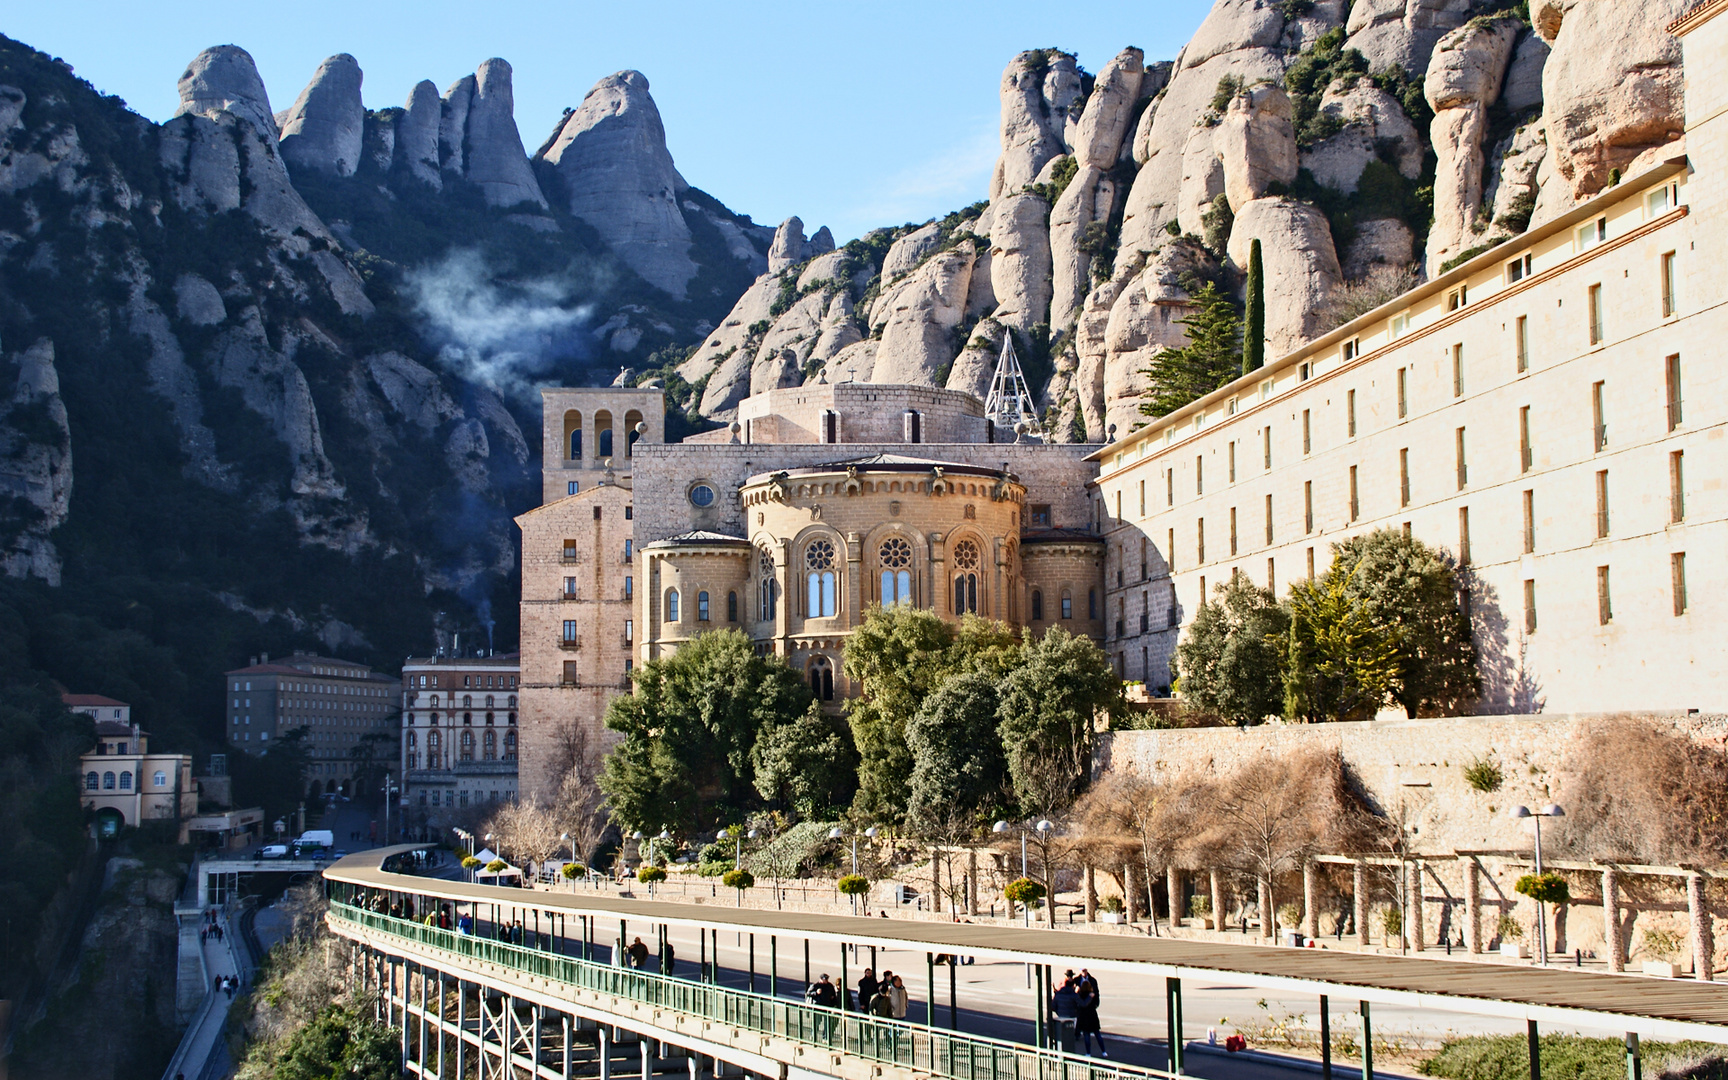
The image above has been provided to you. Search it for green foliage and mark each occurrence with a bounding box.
[1514,872,1570,905]
[997,626,1122,816]
[1027,155,1079,206]
[836,873,871,896]
[1419,1035,1722,1080]
[1201,193,1235,256]
[1439,237,1510,274]
[1176,573,1289,727]
[1282,562,1403,722]
[1101,895,1125,914]
[1136,281,1243,418]
[270,1005,401,1080]
[1284,29,1370,147]
[752,701,858,819]
[1330,530,1480,718]
[1242,239,1265,374]
[461,856,481,870]
[561,862,585,879]
[1495,187,1537,235]
[1641,927,1682,961]
[1004,877,1046,904]
[1210,75,1247,116]
[722,867,754,890]
[1187,894,1211,917]
[637,865,667,884]
[484,858,507,873]
[906,672,1009,830]
[1497,913,1524,942]
[1380,905,1403,938]
[1463,756,1504,793]
[600,630,814,835]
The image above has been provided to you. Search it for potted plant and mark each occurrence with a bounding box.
[1100,895,1125,924]
[1188,894,1213,929]
[1381,905,1404,949]
[837,873,870,914]
[722,867,754,905]
[1640,928,1683,978]
[1497,913,1529,958]
[1005,877,1046,921]
[638,864,666,898]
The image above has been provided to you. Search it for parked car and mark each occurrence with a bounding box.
[260,845,289,859]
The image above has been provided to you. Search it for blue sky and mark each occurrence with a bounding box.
[7,1,1214,242]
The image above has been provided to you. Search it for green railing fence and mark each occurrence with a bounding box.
[329,901,1174,1080]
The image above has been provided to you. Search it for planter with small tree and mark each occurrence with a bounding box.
[1640,927,1683,978]
[1005,877,1046,921]
[1497,913,1528,958]
[1100,895,1125,925]
[485,859,507,874]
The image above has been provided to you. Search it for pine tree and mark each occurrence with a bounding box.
[1243,238,1265,373]
[1137,281,1243,418]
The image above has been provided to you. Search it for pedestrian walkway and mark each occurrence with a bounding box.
[159,911,244,1080]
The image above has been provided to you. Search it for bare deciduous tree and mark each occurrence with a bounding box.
[547,720,610,867]
[1555,720,1728,865]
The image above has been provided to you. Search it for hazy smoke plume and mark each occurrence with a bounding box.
[405,249,599,402]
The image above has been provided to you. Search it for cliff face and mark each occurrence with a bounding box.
[682,0,1688,437]
[0,35,773,684]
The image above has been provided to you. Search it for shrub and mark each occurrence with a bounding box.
[484,859,506,873]
[1005,877,1047,905]
[1380,905,1403,939]
[461,856,481,870]
[561,862,585,880]
[722,868,755,890]
[1277,903,1302,929]
[1514,872,1569,906]
[1101,895,1125,914]
[836,873,871,896]
[1188,894,1212,918]
[1496,913,1523,942]
[1641,927,1683,962]
[637,865,667,884]
[1463,757,1504,793]
[1420,1035,1724,1080]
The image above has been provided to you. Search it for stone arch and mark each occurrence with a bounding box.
[946,528,990,617]
[793,525,845,619]
[624,408,644,456]
[564,409,583,460]
[865,522,921,609]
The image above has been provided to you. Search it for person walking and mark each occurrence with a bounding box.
[628,936,650,969]
[1074,970,1107,1057]
[887,975,908,1021]
[1051,971,1080,1050]
[663,942,677,975]
[856,967,878,1014]
[806,974,840,1040]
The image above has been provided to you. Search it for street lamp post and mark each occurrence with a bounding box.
[380,773,398,847]
[828,825,877,913]
[1509,804,1566,964]
[994,820,1052,925]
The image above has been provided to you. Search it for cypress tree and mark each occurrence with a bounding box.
[1243,238,1265,374]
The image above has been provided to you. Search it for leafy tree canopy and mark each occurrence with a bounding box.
[1176,573,1290,726]
[996,626,1122,816]
[1137,281,1244,418]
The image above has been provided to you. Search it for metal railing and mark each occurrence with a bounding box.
[330,902,1172,1080]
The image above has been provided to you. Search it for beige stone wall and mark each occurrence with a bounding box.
[516,482,637,803]
[1095,152,1724,712]
[1021,542,1106,641]
[737,383,992,444]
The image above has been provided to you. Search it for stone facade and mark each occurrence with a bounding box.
[1093,14,1723,712]
[516,379,1107,804]
[540,386,665,506]
[398,654,521,832]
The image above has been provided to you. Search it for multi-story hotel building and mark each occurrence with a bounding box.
[398,653,521,830]
[224,652,399,794]
[77,705,198,837]
[1092,2,1727,714]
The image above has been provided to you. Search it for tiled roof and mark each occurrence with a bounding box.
[644,530,750,548]
[62,693,128,708]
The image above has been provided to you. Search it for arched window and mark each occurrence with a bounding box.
[85,771,98,791]
[483,729,497,761]
[809,656,835,702]
[952,539,980,614]
[119,771,132,790]
[1032,590,1044,621]
[460,730,475,761]
[624,408,644,456]
[1088,588,1099,619]
[878,537,913,607]
[504,731,517,759]
[566,410,583,460]
[598,414,614,458]
[485,712,495,726]
[758,548,778,621]
[507,695,516,707]
[463,695,472,708]
[805,539,837,617]
[666,588,680,622]
[153,771,167,788]
[727,591,738,622]
[103,771,116,790]
[1062,590,1073,619]
[698,590,711,621]
[485,695,494,707]
[430,711,441,725]
[428,730,441,763]
[406,731,418,749]
[463,712,473,725]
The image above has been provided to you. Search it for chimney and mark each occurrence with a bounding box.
[261,651,269,663]
[249,655,258,666]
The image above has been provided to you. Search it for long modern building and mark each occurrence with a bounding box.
[1093,4,1726,714]
[224,652,399,794]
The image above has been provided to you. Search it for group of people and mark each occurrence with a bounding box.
[1049,968,1108,1057]
[803,967,909,1019]
[624,935,675,974]
[213,973,238,998]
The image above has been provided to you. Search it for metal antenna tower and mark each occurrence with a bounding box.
[983,333,1042,437]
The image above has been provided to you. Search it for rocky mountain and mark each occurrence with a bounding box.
[0,33,774,749]
[680,0,1690,444]
[0,0,1694,752]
